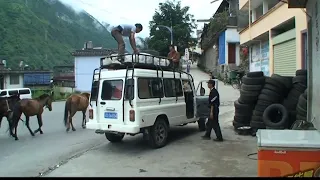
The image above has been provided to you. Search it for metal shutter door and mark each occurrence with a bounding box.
[273,39,296,76]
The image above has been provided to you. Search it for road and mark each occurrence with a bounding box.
[0,66,256,177]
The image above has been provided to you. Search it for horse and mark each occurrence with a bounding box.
[63,92,90,132]
[0,94,21,128]
[9,92,54,140]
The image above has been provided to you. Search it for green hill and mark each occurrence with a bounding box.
[0,0,117,69]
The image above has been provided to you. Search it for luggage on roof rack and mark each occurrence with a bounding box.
[100,53,173,70]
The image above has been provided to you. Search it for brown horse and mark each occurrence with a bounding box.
[63,92,90,132]
[9,92,54,140]
[0,94,21,128]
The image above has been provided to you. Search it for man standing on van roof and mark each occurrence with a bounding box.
[111,23,143,60]
[202,80,223,142]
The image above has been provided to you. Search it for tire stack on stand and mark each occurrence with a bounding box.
[250,74,292,134]
[282,69,307,127]
[233,71,265,133]
[296,89,308,121]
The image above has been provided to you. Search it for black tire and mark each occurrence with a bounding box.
[240,89,260,97]
[235,108,253,116]
[295,69,307,76]
[282,98,299,111]
[105,133,125,143]
[271,74,292,90]
[251,115,264,122]
[253,110,263,116]
[293,76,307,85]
[254,104,270,113]
[246,71,264,78]
[241,84,263,91]
[260,88,282,98]
[293,83,307,93]
[238,93,259,104]
[263,84,284,95]
[234,100,254,109]
[241,76,265,85]
[256,100,273,106]
[262,104,289,128]
[234,115,251,124]
[250,119,266,129]
[147,118,169,149]
[233,120,248,129]
[258,93,282,103]
[298,94,307,110]
[296,114,307,121]
[296,104,307,116]
[265,77,286,91]
[303,89,308,99]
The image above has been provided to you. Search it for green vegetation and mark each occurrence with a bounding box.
[148,0,197,56]
[32,86,77,101]
[0,0,117,69]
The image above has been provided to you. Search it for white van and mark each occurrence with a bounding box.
[87,53,211,148]
[0,88,32,99]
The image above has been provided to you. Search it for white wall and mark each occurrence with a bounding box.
[74,56,103,92]
[224,28,240,65]
[4,74,24,89]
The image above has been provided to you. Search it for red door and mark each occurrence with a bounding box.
[228,43,236,64]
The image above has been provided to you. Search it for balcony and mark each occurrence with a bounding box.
[239,2,306,44]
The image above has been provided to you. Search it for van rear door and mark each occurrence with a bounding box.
[98,79,124,124]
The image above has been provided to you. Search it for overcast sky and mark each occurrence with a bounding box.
[59,0,222,38]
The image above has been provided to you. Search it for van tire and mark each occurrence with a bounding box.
[147,118,169,149]
[105,133,125,143]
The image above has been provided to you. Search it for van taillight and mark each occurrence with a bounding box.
[89,109,93,119]
[129,110,135,122]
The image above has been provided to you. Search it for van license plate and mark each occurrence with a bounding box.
[104,112,117,119]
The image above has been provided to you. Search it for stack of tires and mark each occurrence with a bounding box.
[250,74,291,132]
[263,104,289,129]
[233,71,265,130]
[296,89,308,121]
[282,69,307,127]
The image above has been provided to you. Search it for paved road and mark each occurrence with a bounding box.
[0,66,246,177]
[0,101,105,177]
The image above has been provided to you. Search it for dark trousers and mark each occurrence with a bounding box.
[205,109,223,140]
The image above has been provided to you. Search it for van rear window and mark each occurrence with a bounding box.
[101,80,123,100]
[19,89,30,94]
[90,81,99,101]
[8,90,18,95]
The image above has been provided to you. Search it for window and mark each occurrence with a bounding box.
[90,81,99,101]
[8,90,18,96]
[163,79,183,97]
[101,80,123,100]
[138,78,163,99]
[125,79,134,100]
[10,74,20,85]
[19,89,30,94]
[182,80,192,92]
[0,91,6,96]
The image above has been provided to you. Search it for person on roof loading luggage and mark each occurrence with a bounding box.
[111,23,143,60]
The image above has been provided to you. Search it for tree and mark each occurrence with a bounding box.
[148,0,197,56]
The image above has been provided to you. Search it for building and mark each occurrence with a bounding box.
[72,41,118,92]
[0,62,52,89]
[287,0,319,129]
[199,0,241,76]
[52,65,75,93]
[238,0,307,76]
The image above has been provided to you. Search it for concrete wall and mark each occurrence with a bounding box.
[3,74,24,89]
[200,46,218,73]
[306,0,320,129]
[74,56,102,92]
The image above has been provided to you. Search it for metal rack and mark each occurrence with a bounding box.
[89,53,194,122]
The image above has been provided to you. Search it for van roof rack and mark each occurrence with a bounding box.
[100,53,175,72]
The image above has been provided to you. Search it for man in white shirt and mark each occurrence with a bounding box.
[111,24,143,60]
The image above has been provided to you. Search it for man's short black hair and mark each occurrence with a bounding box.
[207,80,216,86]
[135,23,143,30]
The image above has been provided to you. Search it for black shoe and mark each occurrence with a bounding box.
[201,136,211,140]
[213,138,223,142]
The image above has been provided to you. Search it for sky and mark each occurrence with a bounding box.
[59,0,223,38]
